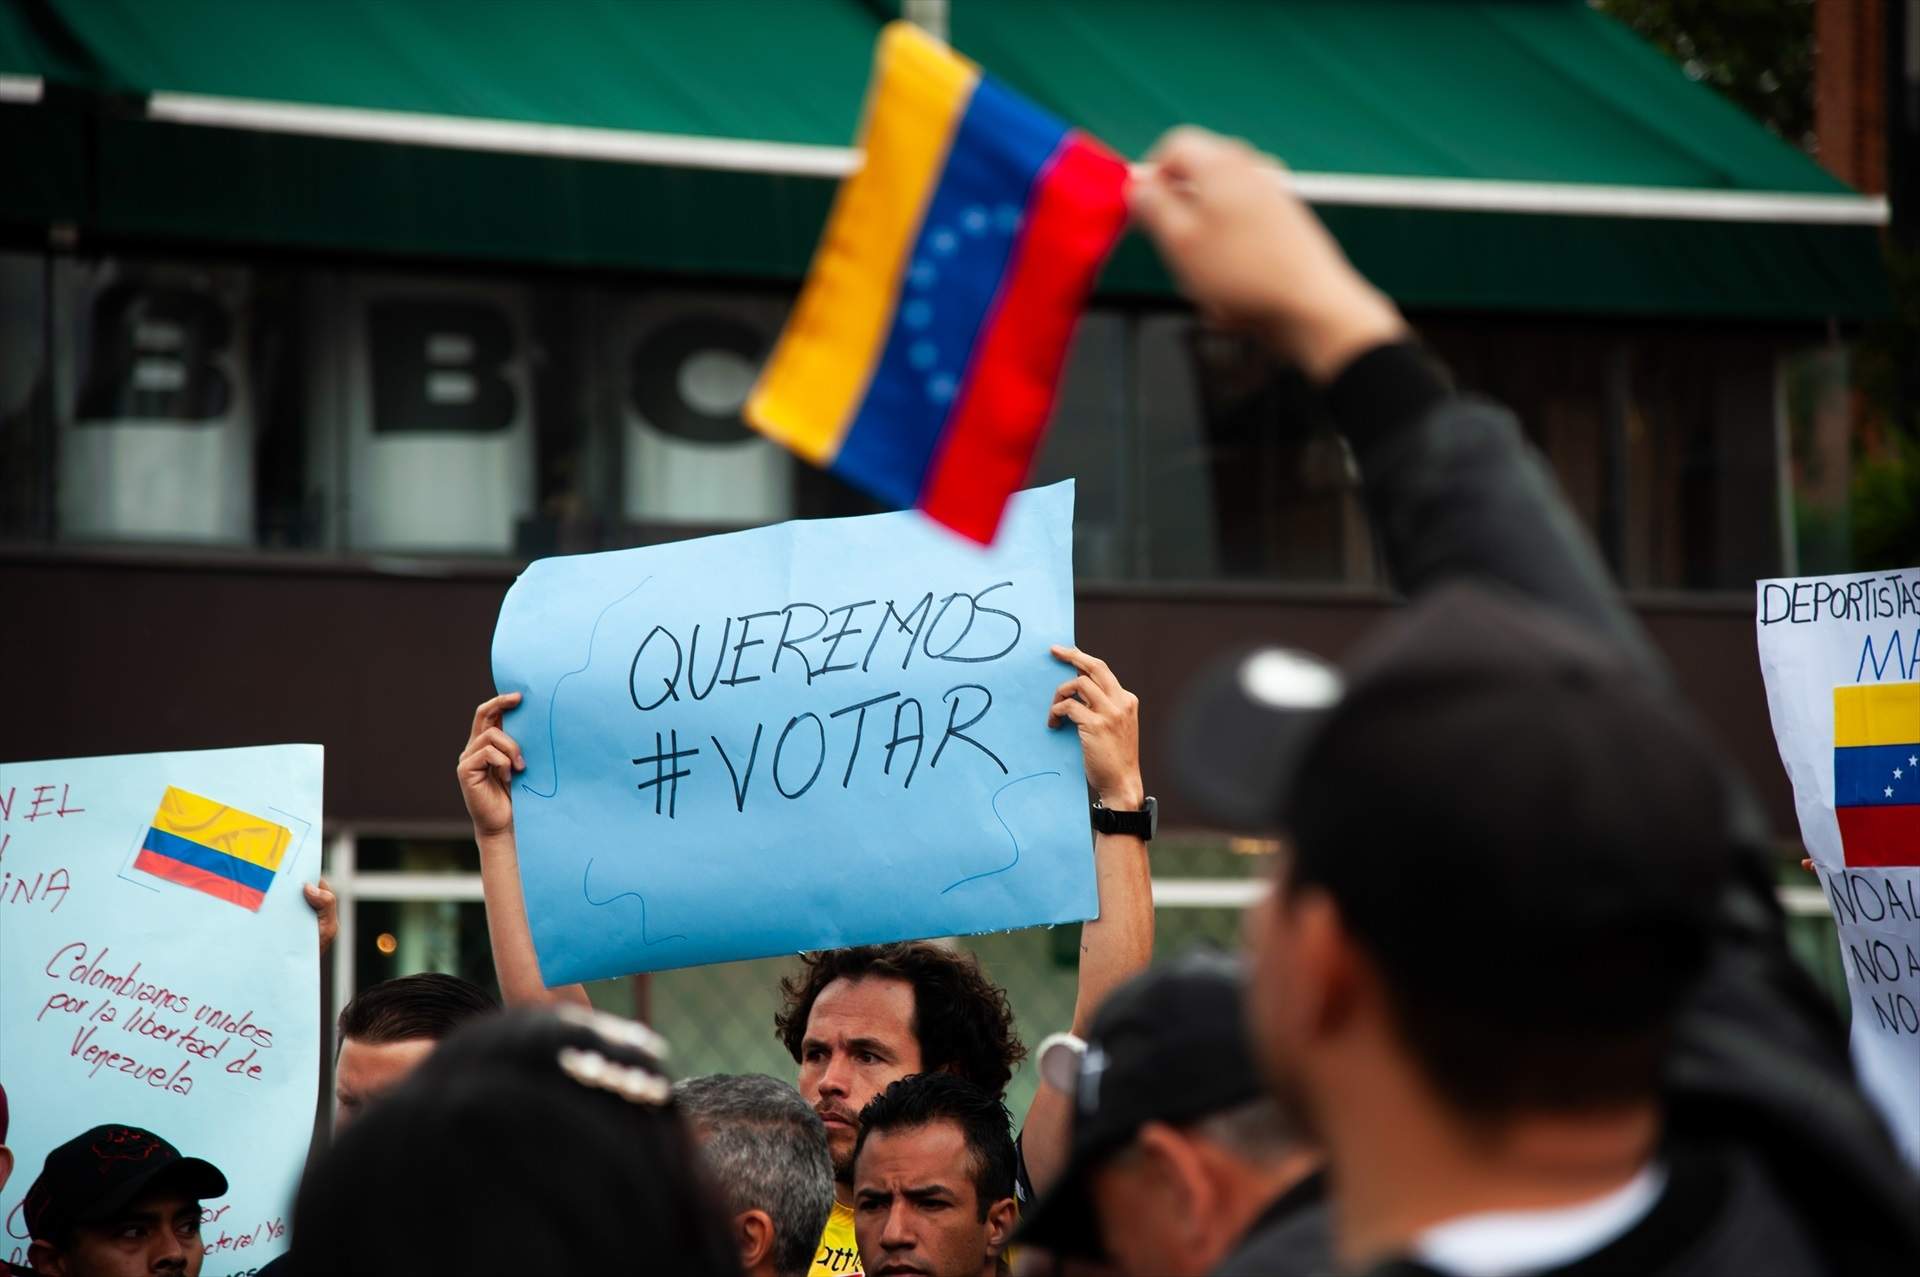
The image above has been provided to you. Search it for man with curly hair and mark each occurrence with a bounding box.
[462,645,1156,1277]
[772,942,1025,1277]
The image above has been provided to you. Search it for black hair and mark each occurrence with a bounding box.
[775,943,1025,1096]
[853,1074,1015,1219]
[290,1007,743,1277]
[335,972,498,1047]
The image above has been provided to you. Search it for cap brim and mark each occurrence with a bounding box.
[1169,646,1339,831]
[74,1157,229,1226]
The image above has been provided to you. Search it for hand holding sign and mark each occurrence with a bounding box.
[1049,645,1144,808]
[491,482,1094,982]
[1757,568,1920,1166]
[461,692,528,839]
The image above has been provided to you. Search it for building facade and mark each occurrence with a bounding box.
[0,0,1892,1106]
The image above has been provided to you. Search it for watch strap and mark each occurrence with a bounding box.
[1091,796,1156,840]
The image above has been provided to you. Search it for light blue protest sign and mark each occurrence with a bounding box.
[494,481,1094,982]
[0,745,322,1275]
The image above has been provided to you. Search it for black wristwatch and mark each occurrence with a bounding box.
[1090,796,1157,841]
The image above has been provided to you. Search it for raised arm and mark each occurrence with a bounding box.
[459,692,592,1010]
[304,877,337,953]
[1020,646,1155,1193]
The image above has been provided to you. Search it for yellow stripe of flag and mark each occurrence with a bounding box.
[745,22,978,463]
[153,786,292,872]
[1834,682,1920,748]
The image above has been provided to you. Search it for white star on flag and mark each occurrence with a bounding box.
[1887,786,1896,798]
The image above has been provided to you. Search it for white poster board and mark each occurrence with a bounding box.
[1,745,323,1273]
[1756,570,1920,1165]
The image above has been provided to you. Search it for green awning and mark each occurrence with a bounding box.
[962,0,1887,318]
[0,0,1889,318]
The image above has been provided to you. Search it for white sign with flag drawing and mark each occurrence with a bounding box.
[1757,567,1920,1166]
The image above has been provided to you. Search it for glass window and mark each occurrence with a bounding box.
[9,257,887,557]
[352,899,499,998]
[0,249,1802,591]
[1031,311,1129,580]
[1427,320,1789,590]
[1781,342,1853,575]
[51,258,259,547]
[1136,314,1376,583]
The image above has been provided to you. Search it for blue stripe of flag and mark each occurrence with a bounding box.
[1834,742,1920,807]
[142,826,276,892]
[831,76,1068,507]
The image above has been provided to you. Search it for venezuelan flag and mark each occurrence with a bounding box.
[746,21,1130,544]
[134,786,291,911]
[1833,681,1920,867]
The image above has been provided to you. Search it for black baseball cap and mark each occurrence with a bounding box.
[23,1125,228,1241]
[1015,952,1270,1257]
[1170,583,1737,1027]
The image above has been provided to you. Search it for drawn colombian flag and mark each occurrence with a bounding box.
[1834,681,1920,868]
[134,786,291,911]
[745,21,1130,544]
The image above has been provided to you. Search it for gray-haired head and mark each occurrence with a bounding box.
[677,1073,834,1277]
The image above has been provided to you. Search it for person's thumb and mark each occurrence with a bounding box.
[1128,168,1199,248]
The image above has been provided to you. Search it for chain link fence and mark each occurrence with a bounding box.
[343,836,1851,1123]
[577,837,1257,1117]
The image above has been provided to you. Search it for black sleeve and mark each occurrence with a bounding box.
[1326,342,1663,681]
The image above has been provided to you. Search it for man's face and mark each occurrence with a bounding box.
[334,1035,437,1131]
[853,1120,1009,1277]
[29,1191,204,1277]
[1087,1138,1203,1277]
[797,976,923,1177]
[1243,860,1321,1136]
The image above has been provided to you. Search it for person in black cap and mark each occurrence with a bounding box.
[1015,953,1326,1277]
[1129,127,1920,1276]
[20,1125,227,1277]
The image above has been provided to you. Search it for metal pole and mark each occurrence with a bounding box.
[327,829,357,1034]
[903,0,949,44]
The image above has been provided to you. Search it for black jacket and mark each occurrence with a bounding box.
[1325,343,1920,1275]
[1211,1171,1335,1277]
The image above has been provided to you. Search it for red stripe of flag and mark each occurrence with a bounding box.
[1836,803,1920,868]
[134,848,268,911]
[919,134,1130,543]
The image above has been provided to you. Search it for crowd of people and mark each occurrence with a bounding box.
[9,126,1920,1277]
